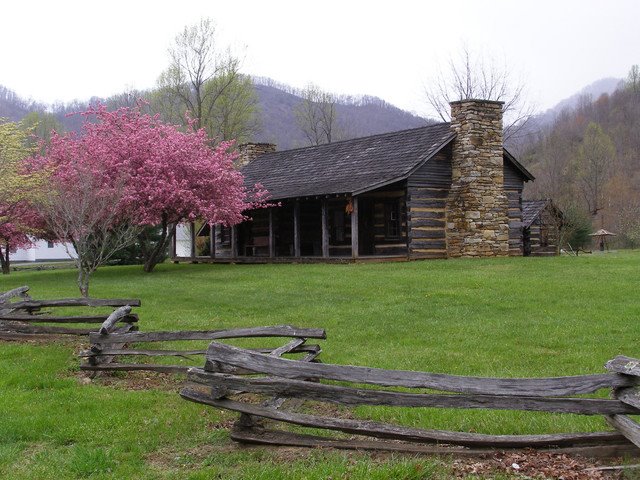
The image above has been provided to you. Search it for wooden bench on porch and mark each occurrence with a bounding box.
[244,236,270,256]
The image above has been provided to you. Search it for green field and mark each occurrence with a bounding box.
[1,252,639,478]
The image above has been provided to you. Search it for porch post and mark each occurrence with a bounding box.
[171,223,177,259]
[190,222,196,259]
[231,225,238,258]
[351,196,359,258]
[209,223,215,259]
[268,209,275,258]
[293,200,301,257]
[321,198,329,258]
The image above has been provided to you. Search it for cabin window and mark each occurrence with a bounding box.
[219,226,231,245]
[47,241,54,248]
[385,199,401,240]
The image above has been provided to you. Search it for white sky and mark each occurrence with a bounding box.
[1,0,638,117]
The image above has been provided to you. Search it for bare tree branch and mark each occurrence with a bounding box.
[425,47,536,141]
[294,84,338,146]
[37,167,141,296]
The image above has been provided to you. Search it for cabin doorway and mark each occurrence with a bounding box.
[523,227,532,256]
[358,198,376,256]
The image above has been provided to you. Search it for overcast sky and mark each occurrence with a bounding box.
[2,0,638,117]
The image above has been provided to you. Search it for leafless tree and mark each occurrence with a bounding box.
[425,47,535,141]
[37,169,140,297]
[627,65,640,93]
[154,17,259,142]
[575,122,615,218]
[294,84,338,146]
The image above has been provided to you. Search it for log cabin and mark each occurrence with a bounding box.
[174,99,539,262]
[522,199,563,256]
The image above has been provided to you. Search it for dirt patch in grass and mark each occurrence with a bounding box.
[76,370,185,392]
[451,450,622,479]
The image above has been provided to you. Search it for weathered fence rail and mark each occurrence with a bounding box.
[0,286,140,341]
[80,325,326,374]
[181,343,640,458]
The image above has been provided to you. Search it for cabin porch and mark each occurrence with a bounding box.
[172,187,410,263]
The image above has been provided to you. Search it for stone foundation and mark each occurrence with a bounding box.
[446,100,509,257]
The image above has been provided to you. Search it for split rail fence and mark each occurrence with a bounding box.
[80,325,325,374]
[182,342,640,458]
[0,286,140,341]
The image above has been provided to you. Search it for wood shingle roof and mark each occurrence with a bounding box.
[241,123,455,200]
[522,200,550,227]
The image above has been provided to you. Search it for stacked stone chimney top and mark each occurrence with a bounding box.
[237,142,277,168]
[449,98,504,106]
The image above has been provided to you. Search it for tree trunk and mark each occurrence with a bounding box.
[0,244,10,275]
[77,267,91,297]
[143,218,176,273]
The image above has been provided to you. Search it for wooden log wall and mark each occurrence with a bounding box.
[213,225,233,258]
[359,188,408,256]
[528,207,560,256]
[406,150,451,259]
[0,287,140,341]
[504,162,525,256]
[181,343,640,458]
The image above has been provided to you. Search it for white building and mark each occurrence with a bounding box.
[175,223,193,257]
[11,240,77,262]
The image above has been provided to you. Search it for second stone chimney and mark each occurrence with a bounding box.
[445,99,509,257]
[236,143,277,168]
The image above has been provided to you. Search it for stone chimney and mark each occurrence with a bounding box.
[236,143,277,168]
[445,99,509,257]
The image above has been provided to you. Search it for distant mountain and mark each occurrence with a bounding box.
[506,77,624,154]
[0,79,430,151]
[252,80,430,150]
[3,76,624,153]
[0,85,44,121]
[537,77,622,126]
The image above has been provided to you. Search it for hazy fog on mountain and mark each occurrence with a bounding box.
[1,75,629,155]
[0,85,45,121]
[538,77,622,125]
[506,77,625,154]
[0,79,430,150]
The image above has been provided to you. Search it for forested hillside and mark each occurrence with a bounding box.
[0,79,428,151]
[0,86,44,120]
[521,71,640,248]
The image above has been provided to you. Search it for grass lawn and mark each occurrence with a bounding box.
[1,251,639,478]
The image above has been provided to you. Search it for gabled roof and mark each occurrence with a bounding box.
[504,148,535,182]
[241,123,532,200]
[522,199,551,227]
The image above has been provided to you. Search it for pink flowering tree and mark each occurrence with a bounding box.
[32,104,267,295]
[0,223,31,274]
[0,204,36,274]
[0,201,55,275]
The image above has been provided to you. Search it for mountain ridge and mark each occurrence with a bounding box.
[0,78,430,151]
